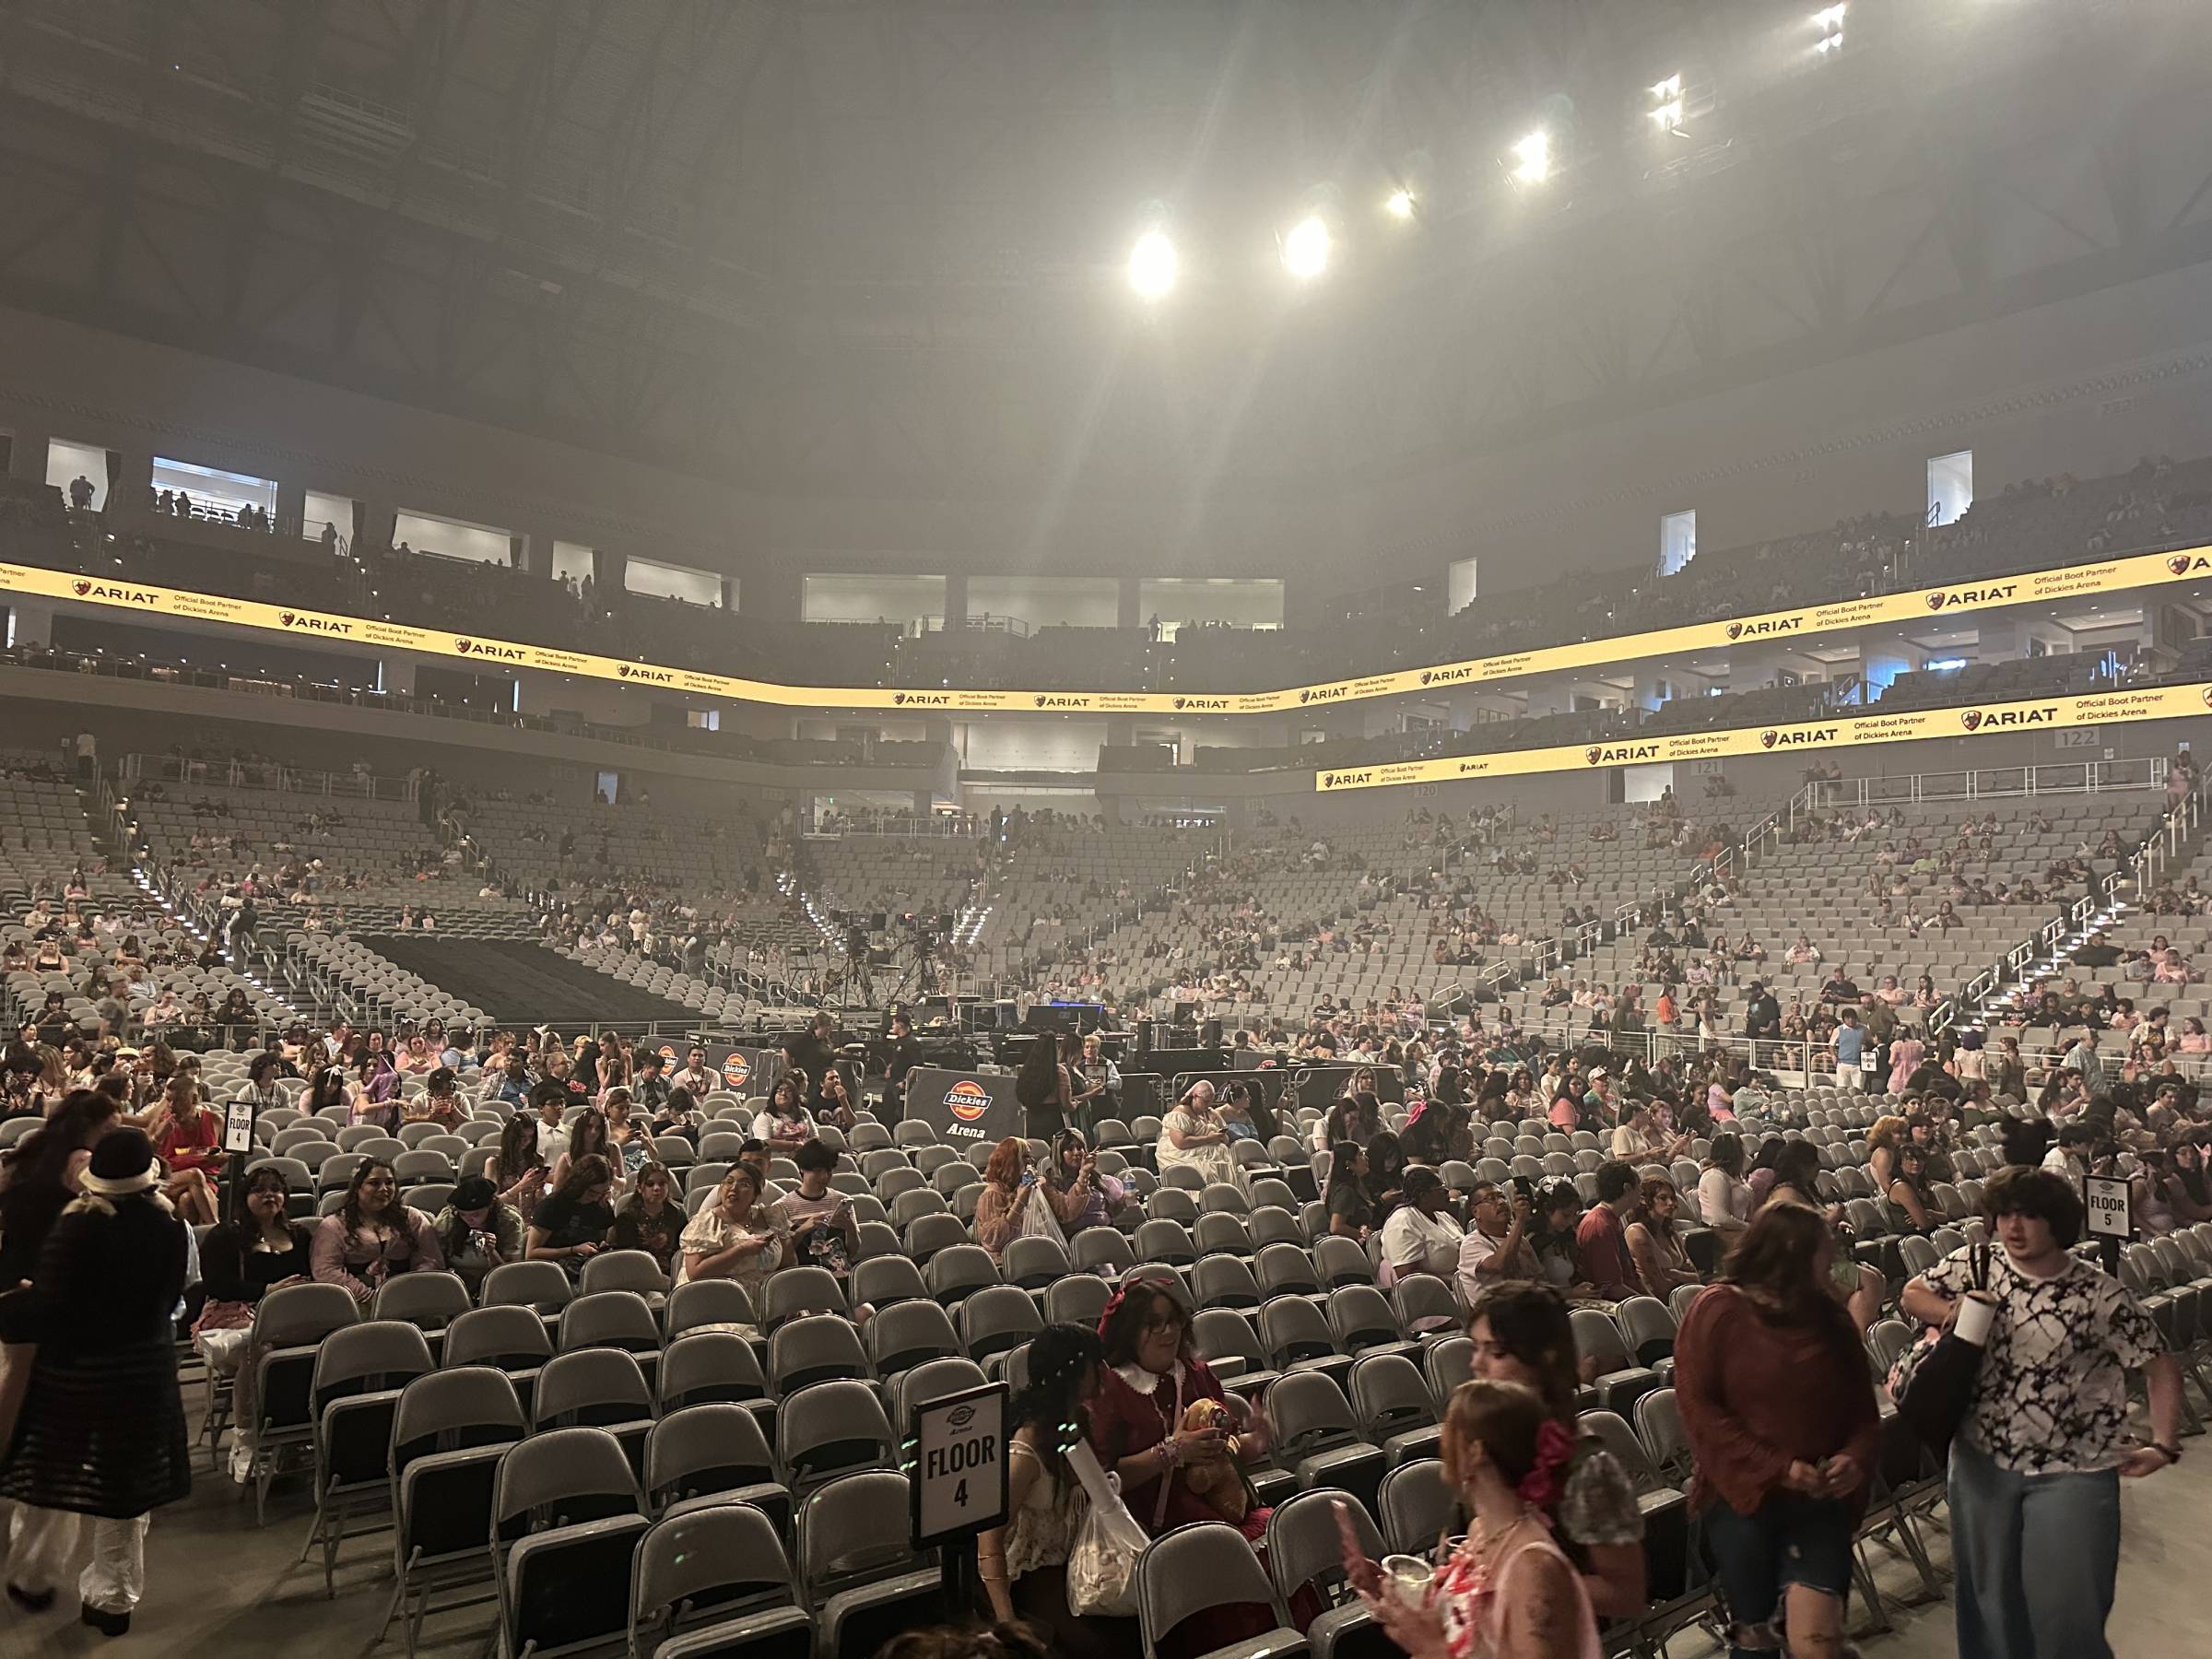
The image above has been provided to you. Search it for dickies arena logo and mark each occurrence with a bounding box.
[944,1079,991,1122]
[721,1052,750,1090]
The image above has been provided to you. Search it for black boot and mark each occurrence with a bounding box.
[79,1603,131,1638]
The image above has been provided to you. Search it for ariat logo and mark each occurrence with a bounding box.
[2202,687,2212,710]
[1926,582,2018,611]
[944,1079,991,1122]
[1033,694,1090,709]
[1961,706,2056,732]
[2168,553,2211,577]
[1322,771,1374,789]
[1300,685,1349,705]
[1762,727,1837,749]
[617,664,674,684]
[454,637,524,663]
[277,610,354,636]
[1585,743,1661,765]
[1420,665,1477,687]
[892,692,953,707]
[1732,617,1803,639]
[1173,696,1231,712]
[72,580,155,606]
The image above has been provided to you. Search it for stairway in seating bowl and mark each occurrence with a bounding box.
[360,936,702,1027]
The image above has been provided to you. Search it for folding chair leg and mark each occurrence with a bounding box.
[1848,1545,1893,1639]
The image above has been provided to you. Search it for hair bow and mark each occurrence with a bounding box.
[1515,1418,1575,1510]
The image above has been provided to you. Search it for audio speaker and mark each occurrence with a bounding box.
[1201,1017,1224,1048]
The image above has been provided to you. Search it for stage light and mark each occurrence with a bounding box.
[1383,188,1416,219]
[1509,130,1551,185]
[1281,216,1331,278]
[1648,74,1685,135]
[1813,5,1846,53]
[1127,229,1176,298]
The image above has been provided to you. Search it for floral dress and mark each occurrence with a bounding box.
[1431,1513,1604,1659]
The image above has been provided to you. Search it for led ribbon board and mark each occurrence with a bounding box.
[1313,681,2212,792]
[3,544,2205,716]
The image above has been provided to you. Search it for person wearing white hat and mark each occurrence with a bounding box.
[0,1127,190,1637]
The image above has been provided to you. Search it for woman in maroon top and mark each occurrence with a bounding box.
[1085,1282,1279,1656]
[1674,1203,1881,1659]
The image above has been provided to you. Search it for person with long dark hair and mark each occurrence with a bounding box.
[1675,1203,1881,1659]
[0,1089,122,1288]
[547,1107,612,1194]
[975,1324,1121,1657]
[309,1159,444,1306]
[1085,1282,1274,1557]
[1463,1282,1646,1618]
[0,1129,191,1635]
[1323,1140,1373,1241]
[490,1113,549,1228]
[1015,1038,1072,1142]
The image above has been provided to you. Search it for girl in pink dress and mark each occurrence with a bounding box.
[1344,1379,1602,1659]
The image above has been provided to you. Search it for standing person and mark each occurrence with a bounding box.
[0,1091,122,1289]
[1696,1134,1752,1243]
[0,1129,191,1635]
[1674,1204,1881,1659]
[1900,1168,2181,1659]
[1462,1283,1647,1618]
[1832,1006,1868,1090]
[1346,1380,1605,1659]
[1016,1038,1073,1142]
[1573,1162,1648,1300]
[974,1324,1124,1659]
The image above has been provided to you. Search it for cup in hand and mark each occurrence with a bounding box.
[1953,1290,1997,1347]
[1380,1554,1434,1610]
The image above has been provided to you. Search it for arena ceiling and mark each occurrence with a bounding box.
[2,0,2210,502]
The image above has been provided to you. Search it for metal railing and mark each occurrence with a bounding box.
[118,752,420,802]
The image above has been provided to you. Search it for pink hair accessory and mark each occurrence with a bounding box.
[1515,1418,1575,1510]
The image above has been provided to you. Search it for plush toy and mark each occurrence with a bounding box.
[1178,1397,1250,1522]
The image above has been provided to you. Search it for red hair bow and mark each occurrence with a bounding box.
[1515,1418,1575,1510]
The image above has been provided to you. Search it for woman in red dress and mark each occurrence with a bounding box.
[1086,1282,1279,1655]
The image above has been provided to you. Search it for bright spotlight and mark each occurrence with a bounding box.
[1127,229,1176,298]
[1383,188,1416,220]
[1281,216,1331,279]
[1509,131,1551,186]
[1813,4,1846,53]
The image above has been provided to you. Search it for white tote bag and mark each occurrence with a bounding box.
[1063,1439,1151,1618]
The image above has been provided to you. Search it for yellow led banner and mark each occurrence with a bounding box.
[1313,681,2212,792]
[4,542,2206,717]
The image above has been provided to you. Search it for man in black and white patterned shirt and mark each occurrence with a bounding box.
[1903,1166,2181,1659]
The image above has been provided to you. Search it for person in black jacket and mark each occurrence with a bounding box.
[0,1129,191,1635]
[191,1164,312,1382]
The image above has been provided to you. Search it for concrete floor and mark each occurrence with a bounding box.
[2,1402,2206,1659]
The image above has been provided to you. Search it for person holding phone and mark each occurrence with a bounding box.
[772,1139,859,1285]
[677,1165,789,1299]
[1338,1380,1603,1659]
[972,1137,1050,1265]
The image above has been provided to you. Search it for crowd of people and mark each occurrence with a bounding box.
[0,978,2192,1654]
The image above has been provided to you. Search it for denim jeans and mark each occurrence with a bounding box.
[1699,1491,1855,1659]
[1948,1437,2122,1659]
